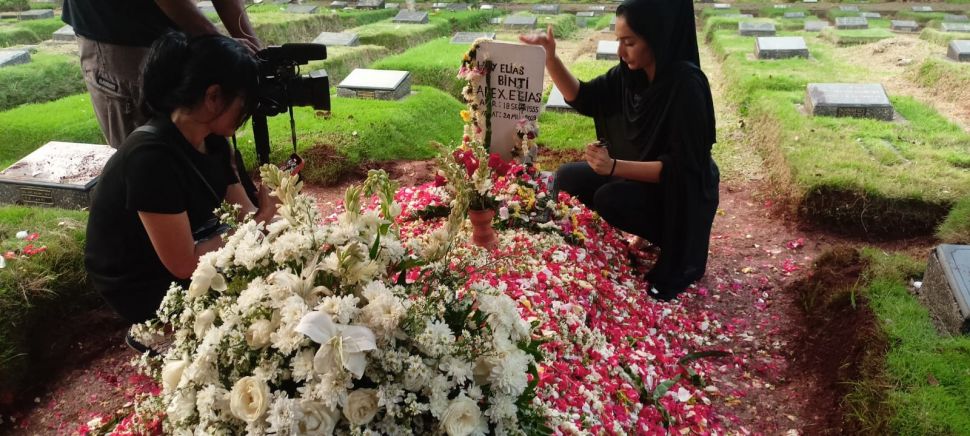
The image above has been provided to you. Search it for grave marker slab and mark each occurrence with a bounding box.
[545,85,573,112]
[336,69,411,100]
[53,25,76,42]
[803,0,818,3]
[480,4,494,10]
[596,40,619,60]
[450,32,496,45]
[18,9,53,20]
[948,40,970,62]
[587,5,607,13]
[447,3,469,11]
[912,6,933,13]
[713,3,730,9]
[920,245,970,334]
[860,12,880,19]
[756,36,809,59]
[0,142,115,209]
[431,2,448,9]
[532,4,559,14]
[942,22,970,33]
[0,49,30,68]
[773,4,788,9]
[783,12,806,19]
[357,0,385,9]
[385,2,399,8]
[286,4,318,13]
[836,16,868,29]
[393,10,429,23]
[330,1,348,8]
[944,14,969,23]
[804,20,829,32]
[313,32,359,46]
[739,21,777,37]
[805,83,894,121]
[577,11,595,17]
[721,13,754,19]
[839,5,859,12]
[890,20,919,32]
[198,1,216,13]
[504,15,538,29]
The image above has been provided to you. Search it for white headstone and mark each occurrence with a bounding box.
[336,69,412,100]
[393,10,429,23]
[472,41,545,159]
[596,40,619,60]
[577,11,595,17]
[450,32,496,45]
[803,0,817,3]
[860,12,880,19]
[948,40,970,62]
[313,32,359,46]
[545,85,572,111]
[713,3,730,9]
[805,83,894,121]
[941,22,970,33]
[755,36,809,59]
[783,12,806,19]
[480,4,494,9]
[0,49,30,68]
[385,3,399,9]
[532,4,559,14]
[330,1,348,8]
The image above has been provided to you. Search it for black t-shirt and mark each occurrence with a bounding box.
[62,0,177,47]
[85,116,238,312]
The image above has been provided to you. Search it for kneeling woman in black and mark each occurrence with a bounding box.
[521,0,720,300]
[85,33,278,327]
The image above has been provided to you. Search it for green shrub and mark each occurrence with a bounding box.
[351,10,495,51]
[0,52,84,111]
[245,9,396,45]
[0,94,102,169]
[0,0,28,12]
[0,26,36,47]
[371,37,468,99]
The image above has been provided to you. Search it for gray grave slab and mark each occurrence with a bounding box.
[948,40,970,62]
[942,22,970,33]
[587,5,607,13]
[721,13,754,19]
[610,15,616,31]
[286,4,318,13]
[804,20,829,32]
[756,36,809,59]
[18,9,54,20]
[0,50,30,68]
[805,83,894,121]
[739,21,777,37]
[912,6,933,13]
[480,4,494,10]
[0,142,115,209]
[357,0,385,9]
[53,25,76,42]
[860,12,880,19]
[577,11,595,17]
[920,245,970,334]
[783,12,806,19]
[446,3,469,11]
[431,2,448,8]
[330,1,348,8]
[713,3,730,9]
[336,69,411,100]
[596,40,619,60]
[803,0,818,3]
[891,20,919,32]
[504,15,538,29]
[532,4,559,14]
[313,32,359,46]
[545,85,573,112]
[197,1,216,13]
[489,17,502,24]
[450,32,496,45]
[393,10,429,23]
[836,16,868,29]
[944,14,969,23]
[385,3,399,8]
[839,5,859,12]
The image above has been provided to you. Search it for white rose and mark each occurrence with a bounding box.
[161,359,188,393]
[440,395,483,436]
[245,319,275,349]
[194,309,216,338]
[343,388,379,426]
[299,401,339,435]
[229,376,270,423]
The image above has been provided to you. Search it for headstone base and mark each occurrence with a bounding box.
[0,142,115,210]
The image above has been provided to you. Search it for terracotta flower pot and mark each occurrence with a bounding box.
[468,208,498,250]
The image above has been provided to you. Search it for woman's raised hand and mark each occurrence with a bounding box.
[518,24,556,59]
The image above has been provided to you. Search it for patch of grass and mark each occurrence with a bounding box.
[0,94,102,169]
[0,207,93,395]
[907,56,970,123]
[919,27,970,47]
[243,9,397,45]
[351,10,496,51]
[758,6,810,18]
[0,17,62,46]
[700,7,742,20]
[0,51,84,111]
[370,37,468,99]
[536,111,595,151]
[819,25,894,46]
[306,44,390,84]
[895,10,950,24]
[937,196,970,244]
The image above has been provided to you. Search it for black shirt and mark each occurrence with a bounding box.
[62,0,177,47]
[85,116,238,321]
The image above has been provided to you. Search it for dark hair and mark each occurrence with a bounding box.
[141,32,259,118]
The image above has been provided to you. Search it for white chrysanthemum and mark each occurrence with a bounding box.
[233,223,270,270]
[195,384,228,424]
[362,280,390,302]
[317,294,360,325]
[403,355,433,393]
[291,349,315,383]
[415,320,456,358]
[271,230,312,264]
[359,293,406,340]
[485,394,517,421]
[488,347,531,397]
[478,292,530,343]
[439,356,474,384]
[266,393,301,435]
[166,388,197,425]
[271,295,310,354]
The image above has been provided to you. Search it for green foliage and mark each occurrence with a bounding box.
[246,9,396,45]
[919,27,970,47]
[0,206,93,394]
[0,17,63,46]
[0,94,103,169]
[937,196,970,244]
[895,10,949,24]
[371,37,468,99]
[0,0,27,12]
[351,10,496,51]
[819,23,894,46]
[0,51,84,111]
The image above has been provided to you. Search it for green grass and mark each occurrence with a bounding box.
[370,37,468,99]
[758,6,810,18]
[700,7,742,20]
[350,10,496,51]
[0,17,62,46]
[819,19,895,46]
[306,44,391,84]
[895,10,950,24]
[0,94,102,168]
[0,206,92,395]
[937,196,970,244]
[0,51,84,112]
[245,9,396,45]
[537,59,611,151]
[919,27,970,47]
[908,56,970,115]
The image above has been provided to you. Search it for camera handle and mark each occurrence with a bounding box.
[253,113,271,165]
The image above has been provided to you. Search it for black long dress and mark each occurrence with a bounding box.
[564,0,720,293]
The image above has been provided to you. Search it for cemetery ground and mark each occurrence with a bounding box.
[1,2,970,434]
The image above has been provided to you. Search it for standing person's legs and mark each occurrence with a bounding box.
[551,161,612,208]
[78,37,150,148]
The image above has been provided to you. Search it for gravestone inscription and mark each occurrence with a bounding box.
[0,142,115,209]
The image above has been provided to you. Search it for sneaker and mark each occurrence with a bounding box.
[125,331,160,357]
[647,286,682,302]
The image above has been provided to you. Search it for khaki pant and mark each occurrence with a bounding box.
[78,36,150,148]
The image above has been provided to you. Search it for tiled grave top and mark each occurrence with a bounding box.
[806,83,894,121]
[0,49,30,68]
[784,12,806,19]
[18,9,54,19]
[338,69,409,91]
[839,5,859,12]
[890,20,919,31]
[596,40,619,60]
[936,245,970,317]
[504,15,538,26]
[532,4,559,13]
[393,10,429,23]
[546,85,572,111]
[860,12,880,19]
[804,20,829,31]
[912,6,933,12]
[357,0,385,8]
[944,14,969,22]
[835,16,868,29]
[286,4,318,13]
[0,142,115,186]
[739,21,777,36]
[942,22,970,33]
[313,32,359,46]
[450,32,496,44]
[948,40,970,61]
[756,36,809,59]
[53,25,76,42]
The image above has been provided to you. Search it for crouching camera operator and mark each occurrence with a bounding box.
[85,32,280,338]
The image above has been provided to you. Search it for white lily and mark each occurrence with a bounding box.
[187,261,227,299]
[269,253,331,304]
[295,311,376,379]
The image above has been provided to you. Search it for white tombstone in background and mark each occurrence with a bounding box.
[472,41,545,159]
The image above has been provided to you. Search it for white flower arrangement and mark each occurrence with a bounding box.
[128,165,549,434]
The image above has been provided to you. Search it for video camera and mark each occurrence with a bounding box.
[250,43,331,167]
